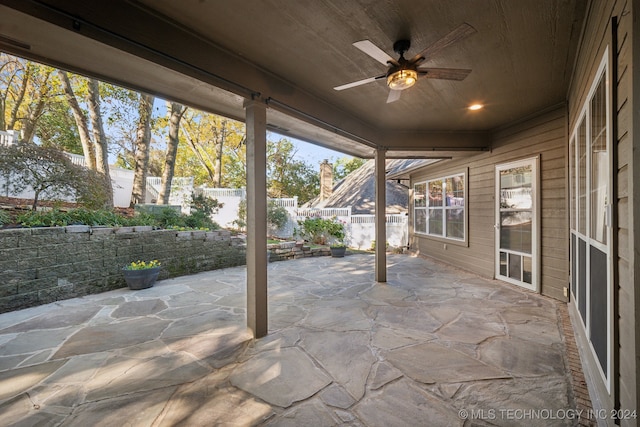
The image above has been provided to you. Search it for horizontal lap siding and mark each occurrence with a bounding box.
[614,0,636,418]
[411,108,567,299]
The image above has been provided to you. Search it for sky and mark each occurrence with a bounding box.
[280,135,350,166]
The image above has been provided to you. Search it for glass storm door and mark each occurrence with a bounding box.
[495,158,538,291]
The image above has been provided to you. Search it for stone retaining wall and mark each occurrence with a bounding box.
[267,241,331,261]
[0,226,246,313]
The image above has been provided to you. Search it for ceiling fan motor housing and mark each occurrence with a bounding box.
[393,39,411,56]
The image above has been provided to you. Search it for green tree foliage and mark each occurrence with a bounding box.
[267,138,319,204]
[35,98,82,154]
[1,53,323,211]
[1,54,58,143]
[178,110,245,187]
[333,156,366,181]
[0,143,109,210]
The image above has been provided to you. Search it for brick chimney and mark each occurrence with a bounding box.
[319,159,333,201]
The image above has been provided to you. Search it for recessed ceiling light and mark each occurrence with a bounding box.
[468,104,483,111]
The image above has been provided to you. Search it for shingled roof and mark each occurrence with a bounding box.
[303,159,431,215]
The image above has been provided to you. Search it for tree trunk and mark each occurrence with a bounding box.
[130,93,154,207]
[157,102,186,205]
[20,68,52,143]
[60,71,96,170]
[213,119,226,188]
[87,78,113,208]
[6,64,30,131]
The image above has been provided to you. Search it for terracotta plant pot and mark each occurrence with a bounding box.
[123,267,161,290]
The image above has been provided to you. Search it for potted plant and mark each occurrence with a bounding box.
[329,242,347,257]
[326,218,347,257]
[123,260,161,290]
[295,216,348,257]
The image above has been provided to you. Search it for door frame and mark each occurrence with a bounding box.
[494,156,540,292]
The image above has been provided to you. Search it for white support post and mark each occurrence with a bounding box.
[244,99,268,338]
[375,148,387,282]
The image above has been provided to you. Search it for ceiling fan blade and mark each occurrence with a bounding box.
[387,89,402,103]
[353,40,399,66]
[334,74,385,91]
[409,23,477,64]
[417,67,472,81]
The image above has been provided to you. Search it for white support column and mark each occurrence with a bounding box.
[375,148,387,282]
[244,99,268,338]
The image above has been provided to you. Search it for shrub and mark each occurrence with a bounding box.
[17,207,155,228]
[153,207,184,228]
[267,200,288,229]
[184,193,221,230]
[234,199,289,231]
[13,202,220,230]
[0,142,109,210]
[295,217,345,245]
[0,210,11,226]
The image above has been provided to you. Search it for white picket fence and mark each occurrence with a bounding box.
[195,187,409,249]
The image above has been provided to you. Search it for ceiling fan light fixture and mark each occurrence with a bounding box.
[387,69,418,90]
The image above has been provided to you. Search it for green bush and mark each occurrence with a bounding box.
[267,201,288,229]
[183,193,221,230]
[152,207,183,228]
[0,142,109,210]
[295,217,345,245]
[234,199,289,231]
[13,201,221,230]
[0,210,11,226]
[17,208,155,228]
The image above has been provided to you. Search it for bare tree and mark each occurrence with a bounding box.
[157,102,186,204]
[130,93,154,206]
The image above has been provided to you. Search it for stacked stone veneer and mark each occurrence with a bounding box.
[267,241,331,262]
[0,226,246,313]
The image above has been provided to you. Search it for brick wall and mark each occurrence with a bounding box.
[0,226,246,313]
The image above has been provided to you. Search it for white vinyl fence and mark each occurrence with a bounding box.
[146,176,194,213]
[296,209,408,249]
[197,187,409,249]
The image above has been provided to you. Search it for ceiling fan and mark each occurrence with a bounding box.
[333,23,477,103]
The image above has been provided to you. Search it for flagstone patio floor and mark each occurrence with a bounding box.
[0,253,588,426]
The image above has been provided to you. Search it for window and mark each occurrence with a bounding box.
[569,49,610,387]
[414,172,465,241]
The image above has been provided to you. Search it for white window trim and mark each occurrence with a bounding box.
[568,46,612,391]
[413,169,468,245]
